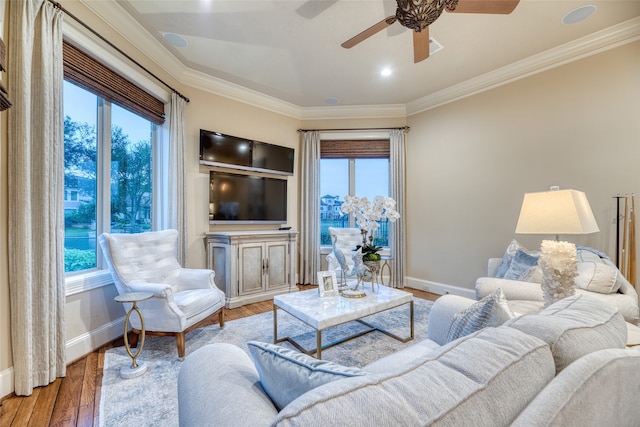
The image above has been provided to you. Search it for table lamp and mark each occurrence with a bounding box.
[515,188,599,307]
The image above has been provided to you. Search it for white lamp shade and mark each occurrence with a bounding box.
[515,189,600,235]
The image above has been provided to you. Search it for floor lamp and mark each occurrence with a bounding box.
[515,189,600,307]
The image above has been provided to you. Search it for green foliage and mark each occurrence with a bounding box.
[67,202,95,225]
[64,249,96,272]
[358,243,382,261]
[110,126,152,230]
[64,115,152,235]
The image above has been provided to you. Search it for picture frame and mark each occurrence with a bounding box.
[317,271,338,297]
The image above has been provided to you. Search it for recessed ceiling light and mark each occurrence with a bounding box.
[561,5,597,25]
[380,68,392,77]
[163,32,188,48]
[324,98,340,105]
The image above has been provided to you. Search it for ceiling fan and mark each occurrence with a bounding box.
[341,0,520,63]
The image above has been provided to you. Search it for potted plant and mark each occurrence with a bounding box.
[340,195,400,263]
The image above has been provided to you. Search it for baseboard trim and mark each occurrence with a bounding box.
[0,366,14,400]
[66,317,125,364]
[405,277,476,299]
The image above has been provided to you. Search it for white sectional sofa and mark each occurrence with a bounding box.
[177,294,640,426]
[477,254,640,325]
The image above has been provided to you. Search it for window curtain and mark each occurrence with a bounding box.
[299,131,321,284]
[7,0,66,396]
[389,129,407,288]
[169,92,187,264]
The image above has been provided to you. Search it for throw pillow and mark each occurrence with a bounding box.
[503,250,539,281]
[575,262,620,294]
[519,265,543,284]
[495,240,536,278]
[446,289,515,342]
[247,341,367,410]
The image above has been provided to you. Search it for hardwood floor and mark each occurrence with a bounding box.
[0,286,438,426]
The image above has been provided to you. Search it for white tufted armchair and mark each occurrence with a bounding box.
[98,229,225,358]
[325,227,364,284]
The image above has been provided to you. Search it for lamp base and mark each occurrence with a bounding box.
[539,240,578,308]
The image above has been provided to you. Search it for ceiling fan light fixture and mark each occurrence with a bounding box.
[561,5,597,25]
[380,68,392,77]
[396,0,459,31]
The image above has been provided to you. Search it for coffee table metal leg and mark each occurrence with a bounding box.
[273,305,278,344]
[357,300,414,343]
[273,299,413,358]
[410,300,414,340]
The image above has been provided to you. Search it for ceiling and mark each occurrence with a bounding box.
[90,1,640,116]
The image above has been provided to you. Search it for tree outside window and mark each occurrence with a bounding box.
[63,81,154,273]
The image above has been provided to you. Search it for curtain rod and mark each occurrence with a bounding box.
[48,0,190,103]
[298,127,410,133]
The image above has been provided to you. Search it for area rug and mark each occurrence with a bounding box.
[99,298,433,426]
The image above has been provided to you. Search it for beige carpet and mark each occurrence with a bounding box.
[99,298,432,426]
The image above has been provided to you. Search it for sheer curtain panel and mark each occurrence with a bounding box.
[169,92,188,264]
[390,129,407,288]
[8,0,66,396]
[299,131,321,284]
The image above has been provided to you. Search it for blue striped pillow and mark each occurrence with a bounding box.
[447,289,514,342]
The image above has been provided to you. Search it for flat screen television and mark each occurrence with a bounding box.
[200,130,252,167]
[200,129,294,176]
[209,171,287,224]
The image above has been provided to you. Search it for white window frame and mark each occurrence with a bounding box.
[63,21,171,296]
[318,131,393,257]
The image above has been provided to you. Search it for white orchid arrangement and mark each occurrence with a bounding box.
[340,195,400,261]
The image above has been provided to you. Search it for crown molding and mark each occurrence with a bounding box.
[76,2,639,121]
[180,68,302,119]
[78,0,188,85]
[406,16,640,116]
[300,104,407,120]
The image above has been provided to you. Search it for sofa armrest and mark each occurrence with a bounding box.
[427,295,476,345]
[476,277,544,301]
[178,343,278,427]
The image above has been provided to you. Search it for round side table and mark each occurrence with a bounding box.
[114,291,153,379]
[380,256,392,287]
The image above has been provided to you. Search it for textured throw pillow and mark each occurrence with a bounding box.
[495,240,537,278]
[446,289,515,342]
[247,341,367,410]
[503,250,539,281]
[519,265,543,284]
[575,262,620,294]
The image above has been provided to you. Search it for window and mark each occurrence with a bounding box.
[319,139,391,247]
[63,80,155,274]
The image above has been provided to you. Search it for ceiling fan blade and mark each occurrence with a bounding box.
[447,0,520,14]
[413,28,430,63]
[296,0,339,20]
[341,16,397,49]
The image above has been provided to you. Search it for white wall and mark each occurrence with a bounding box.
[405,41,640,291]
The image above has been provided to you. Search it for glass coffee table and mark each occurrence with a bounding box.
[273,286,414,359]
